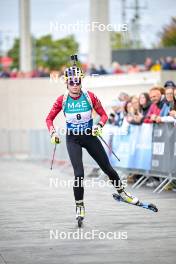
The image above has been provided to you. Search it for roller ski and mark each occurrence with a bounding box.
[113,189,158,212]
[76,202,85,228]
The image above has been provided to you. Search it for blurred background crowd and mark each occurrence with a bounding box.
[108,80,176,128]
[1,1,176,79]
[1,56,176,78]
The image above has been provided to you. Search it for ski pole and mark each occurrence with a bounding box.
[99,135,120,162]
[50,144,57,170]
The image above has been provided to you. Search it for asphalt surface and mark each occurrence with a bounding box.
[0,159,175,264]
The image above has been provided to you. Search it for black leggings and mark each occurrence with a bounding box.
[66,133,122,202]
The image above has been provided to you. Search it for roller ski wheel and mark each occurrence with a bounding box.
[147,203,158,212]
[77,216,83,228]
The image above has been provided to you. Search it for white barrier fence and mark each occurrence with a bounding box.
[0,129,95,165]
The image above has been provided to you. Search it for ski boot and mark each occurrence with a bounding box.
[117,188,139,205]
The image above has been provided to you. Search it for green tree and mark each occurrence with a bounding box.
[160,17,176,47]
[111,31,132,49]
[8,34,79,70]
[7,38,20,69]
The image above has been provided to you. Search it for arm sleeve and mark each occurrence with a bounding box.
[46,95,63,134]
[161,116,175,122]
[88,91,108,126]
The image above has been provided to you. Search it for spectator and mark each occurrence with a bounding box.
[142,87,165,188]
[10,68,18,78]
[128,64,140,73]
[108,113,116,125]
[128,96,143,124]
[112,62,124,74]
[164,80,176,89]
[111,100,124,127]
[162,57,173,70]
[31,69,39,78]
[171,57,176,70]
[99,65,107,75]
[16,71,25,78]
[43,67,50,77]
[123,99,143,128]
[81,63,88,73]
[111,92,129,127]
[144,57,153,71]
[36,66,45,77]
[0,67,10,78]
[119,100,133,134]
[123,100,133,123]
[89,64,99,75]
[131,96,140,112]
[150,60,161,72]
[143,87,165,123]
[156,86,176,123]
[159,57,165,67]
[156,81,176,123]
[124,100,133,115]
[139,92,152,119]
[118,92,130,102]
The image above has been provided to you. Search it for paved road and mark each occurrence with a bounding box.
[0,160,175,264]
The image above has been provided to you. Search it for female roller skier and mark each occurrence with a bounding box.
[46,57,139,225]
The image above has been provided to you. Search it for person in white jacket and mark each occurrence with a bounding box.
[156,81,176,124]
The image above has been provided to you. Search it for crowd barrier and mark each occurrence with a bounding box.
[102,123,176,192]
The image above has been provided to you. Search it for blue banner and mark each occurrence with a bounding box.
[104,124,153,170]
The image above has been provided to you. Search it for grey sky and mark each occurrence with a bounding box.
[0,0,176,54]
